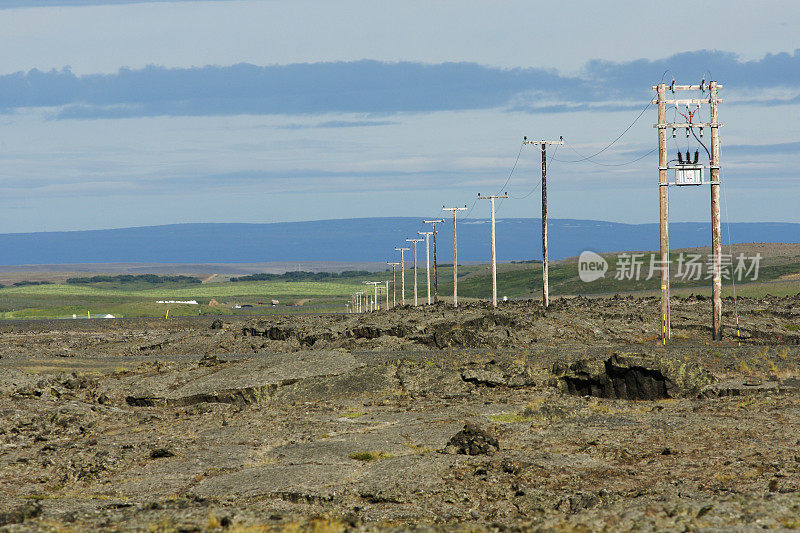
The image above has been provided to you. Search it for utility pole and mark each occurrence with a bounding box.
[406,238,423,306]
[366,281,380,311]
[394,247,409,305]
[363,283,372,312]
[423,219,444,303]
[657,83,670,342]
[418,231,433,304]
[523,137,563,308]
[385,280,390,310]
[477,193,509,307]
[709,81,723,341]
[442,205,467,307]
[387,262,400,308]
[652,80,723,341]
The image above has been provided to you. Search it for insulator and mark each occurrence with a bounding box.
[699,127,703,138]
[672,128,676,138]
[686,128,690,138]
[678,152,683,164]
[685,150,691,162]
[693,150,699,164]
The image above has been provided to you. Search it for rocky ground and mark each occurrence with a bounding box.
[1,296,800,531]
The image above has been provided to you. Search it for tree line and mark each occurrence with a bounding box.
[66,274,202,285]
[229,270,372,282]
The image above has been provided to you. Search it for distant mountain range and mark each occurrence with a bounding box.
[0,218,798,266]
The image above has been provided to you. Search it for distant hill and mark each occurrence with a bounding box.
[0,218,798,266]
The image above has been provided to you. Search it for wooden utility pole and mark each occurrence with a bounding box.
[657,83,670,342]
[385,280,390,310]
[418,231,433,304]
[709,81,723,340]
[387,262,400,308]
[423,219,444,303]
[406,238,423,306]
[477,193,509,307]
[363,283,372,312]
[394,247,409,305]
[523,137,563,308]
[652,80,723,341]
[366,281,380,311]
[442,205,467,306]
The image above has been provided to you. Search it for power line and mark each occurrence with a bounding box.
[465,140,524,219]
[550,98,652,164]
[509,143,558,200]
[494,140,524,196]
[558,140,657,167]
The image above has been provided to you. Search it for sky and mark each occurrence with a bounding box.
[0,0,799,234]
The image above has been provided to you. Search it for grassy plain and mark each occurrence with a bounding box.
[2,243,799,318]
[0,280,365,319]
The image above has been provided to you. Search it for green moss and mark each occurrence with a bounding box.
[489,412,534,424]
[348,450,392,462]
[339,411,367,419]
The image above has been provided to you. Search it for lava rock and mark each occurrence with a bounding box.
[198,354,226,367]
[443,423,499,455]
[150,448,175,459]
[552,352,713,400]
[0,501,42,526]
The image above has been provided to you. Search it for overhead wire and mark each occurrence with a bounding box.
[549,98,652,164]
[509,143,559,200]
[718,126,740,342]
[557,140,656,167]
[494,140,524,196]
[464,140,524,220]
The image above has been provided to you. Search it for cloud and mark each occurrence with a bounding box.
[1,51,799,119]
[723,141,800,156]
[0,0,231,8]
[278,120,398,130]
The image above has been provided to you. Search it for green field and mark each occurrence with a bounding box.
[2,249,799,319]
[0,280,366,319]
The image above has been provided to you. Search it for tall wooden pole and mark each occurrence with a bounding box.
[523,138,562,308]
[452,212,457,306]
[394,248,409,305]
[424,219,444,304]
[541,143,549,308]
[406,238,422,306]
[387,262,399,308]
[419,231,433,304]
[710,81,722,340]
[491,198,499,307]
[442,206,467,306]
[651,81,724,340]
[657,83,670,342]
[478,194,508,307]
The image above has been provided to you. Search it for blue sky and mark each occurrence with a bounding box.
[0,0,799,233]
